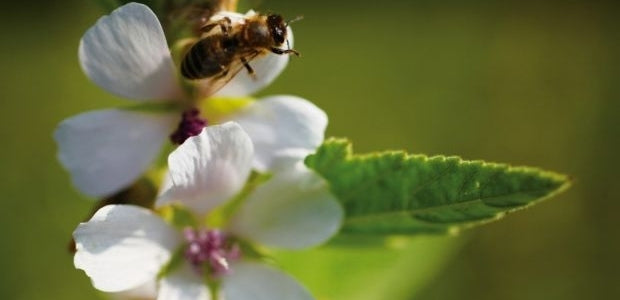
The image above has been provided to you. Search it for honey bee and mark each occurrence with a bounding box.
[180,12,300,94]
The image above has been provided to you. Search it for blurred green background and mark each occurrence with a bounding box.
[1,0,618,299]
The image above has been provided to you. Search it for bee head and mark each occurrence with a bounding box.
[267,14,287,45]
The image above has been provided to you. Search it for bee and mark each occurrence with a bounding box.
[180,12,300,93]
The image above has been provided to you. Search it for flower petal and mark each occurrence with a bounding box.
[74,205,180,293]
[108,280,157,300]
[158,265,211,300]
[225,95,327,172]
[54,109,177,198]
[229,164,343,249]
[79,3,182,101]
[156,122,253,215]
[222,262,313,300]
[214,13,294,97]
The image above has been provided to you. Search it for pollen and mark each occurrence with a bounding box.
[183,228,241,277]
[170,108,208,145]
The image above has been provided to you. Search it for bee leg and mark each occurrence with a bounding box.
[270,47,300,57]
[240,57,257,80]
[199,17,232,35]
[215,68,229,79]
[219,17,232,36]
[199,23,218,34]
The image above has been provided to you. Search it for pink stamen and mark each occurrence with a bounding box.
[170,108,207,145]
[183,228,241,276]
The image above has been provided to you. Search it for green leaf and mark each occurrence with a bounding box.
[305,138,571,235]
[275,236,461,300]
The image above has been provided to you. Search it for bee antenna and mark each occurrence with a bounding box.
[285,15,304,27]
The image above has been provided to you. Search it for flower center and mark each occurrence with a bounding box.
[170,108,208,145]
[183,228,241,276]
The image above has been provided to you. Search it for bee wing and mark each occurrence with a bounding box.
[195,51,263,98]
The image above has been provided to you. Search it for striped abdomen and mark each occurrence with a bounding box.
[181,36,236,80]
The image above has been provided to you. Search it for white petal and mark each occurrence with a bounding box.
[158,265,211,300]
[156,122,253,215]
[54,109,177,198]
[79,3,182,101]
[214,15,294,97]
[230,165,343,249]
[222,262,313,300]
[226,95,327,172]
[74,205,180,293]
[108,280,157,300]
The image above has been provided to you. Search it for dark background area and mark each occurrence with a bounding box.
[0,0,618,299]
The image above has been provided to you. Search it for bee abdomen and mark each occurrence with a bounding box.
[181,38,228,80]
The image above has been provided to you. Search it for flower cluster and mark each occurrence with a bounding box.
[56,2,343,299]
[55,2,323,198]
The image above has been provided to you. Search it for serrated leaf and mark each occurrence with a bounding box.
[305,139,571,235]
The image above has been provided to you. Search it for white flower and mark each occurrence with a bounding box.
[74,123,343,299]
[55,2,326,198]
